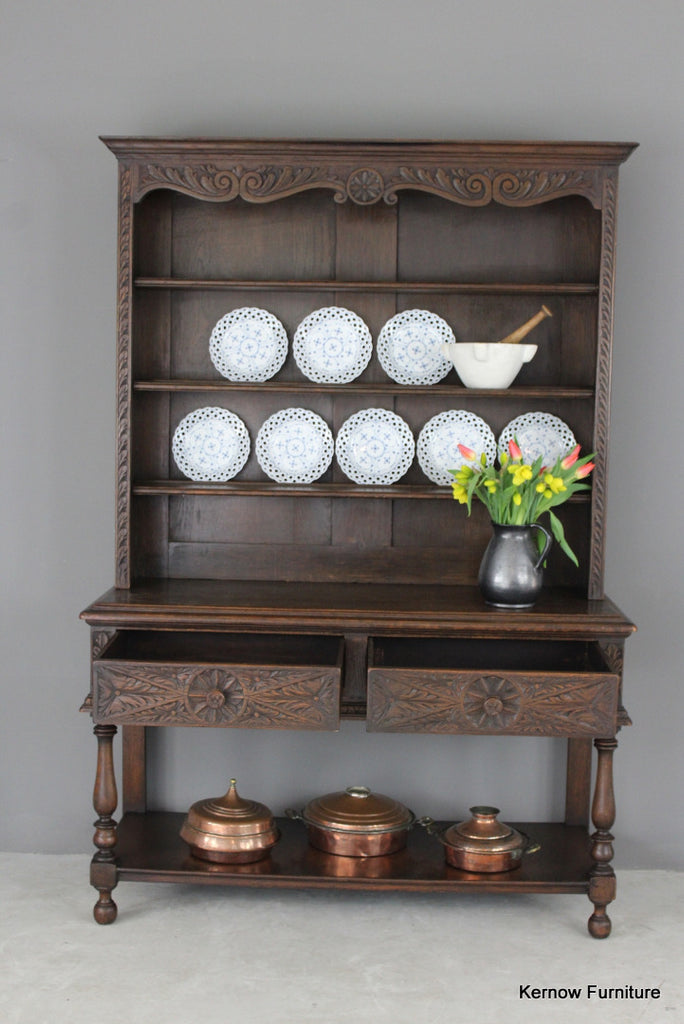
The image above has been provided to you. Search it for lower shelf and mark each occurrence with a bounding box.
[111,812,594,895]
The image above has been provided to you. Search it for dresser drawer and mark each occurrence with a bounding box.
[92,631,343,730]
[367,637,619,737]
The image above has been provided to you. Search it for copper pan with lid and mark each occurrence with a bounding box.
[287,785,416,857]
[424,805,540,872]
[180,778,279,864]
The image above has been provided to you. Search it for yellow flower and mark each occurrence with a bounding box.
[451,483,469,504]
[543,473,566,494]
[513,492,522,506]
[508,464,533,486]
[484,479,498,493]
[536,482,546,493]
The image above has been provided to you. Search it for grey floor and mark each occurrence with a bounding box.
[1,855,681,1024]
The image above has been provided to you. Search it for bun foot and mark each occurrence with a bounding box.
[93,890,118,925]
[588,905,612,939]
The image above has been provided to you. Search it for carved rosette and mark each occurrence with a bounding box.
[347,168,385,205]
[462,676,522,729]
[93,663,340,730]
[184,667,247,724]
[132,162,603,208]
[367,671,619,736]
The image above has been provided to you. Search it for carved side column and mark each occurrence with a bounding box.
[91,724,118,924]
[588,736,617,938]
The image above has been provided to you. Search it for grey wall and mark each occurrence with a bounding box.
[1,0,682,867]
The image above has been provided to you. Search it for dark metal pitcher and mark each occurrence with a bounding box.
[478,523,552,608]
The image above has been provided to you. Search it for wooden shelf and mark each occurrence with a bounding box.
[135,277,600,295]
[133,379,596,399]
[131,480,594,501]
[81,579,635,638]
[133,480,450,499]
[113,812,594,894]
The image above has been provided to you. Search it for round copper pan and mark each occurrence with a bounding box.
[181,778,279,864]
[426,806,540,873]
[287,785,415,858]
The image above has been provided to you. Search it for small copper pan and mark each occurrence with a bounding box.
[425,806,540,873]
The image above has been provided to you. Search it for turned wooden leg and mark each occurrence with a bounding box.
[91,723,119,924]
[588,736,617,938]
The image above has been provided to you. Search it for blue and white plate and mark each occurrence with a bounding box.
[336,408,415,485]
[293,307,372,383]
[417,410,497,486]
[256,408,334,484]
[172,407,250,481]
[498,412,576,466]
[209,307,288,382]
[377,309,454,386]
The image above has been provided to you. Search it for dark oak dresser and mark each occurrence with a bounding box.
[81,138,636,935]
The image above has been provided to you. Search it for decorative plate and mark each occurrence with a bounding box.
[377,309,455,386]
[335,408,415,485]
[172,407,250,481]
[209,307,288,382]
[498,412,577,466]
[293,306,372,383]
[256,408,334,484]
[417,410,497,486]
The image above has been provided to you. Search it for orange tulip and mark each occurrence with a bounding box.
[561,444,581,469]
[575,462,595,479]
[457,444,477,461]
[508,439,522,461]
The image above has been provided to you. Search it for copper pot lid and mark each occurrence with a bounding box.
[444,806,524,855]
[302,786,414,834]
[184,779,276,838]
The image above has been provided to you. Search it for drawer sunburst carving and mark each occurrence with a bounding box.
[93,663,340,730]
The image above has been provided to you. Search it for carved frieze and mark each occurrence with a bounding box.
[92,662,340,730]
[139,163,240,201]
[387,167,600,207]
[133,162,603,208]
[367,670,619,736]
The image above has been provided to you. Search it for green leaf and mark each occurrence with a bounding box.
[548,510,579,567]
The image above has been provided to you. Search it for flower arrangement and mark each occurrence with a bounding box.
[450,440,595,565]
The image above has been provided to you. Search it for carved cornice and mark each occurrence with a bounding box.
[137,163,347,204]
[133,162,603,208]
[138,163,240,201]
[386,167,601,208]
[93,663,340,730]
[367,670,619,736]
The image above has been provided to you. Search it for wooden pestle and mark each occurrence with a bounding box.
[498,305,552,344]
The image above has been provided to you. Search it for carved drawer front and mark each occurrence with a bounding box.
[367,637,619,737]
[92,631,343,730]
